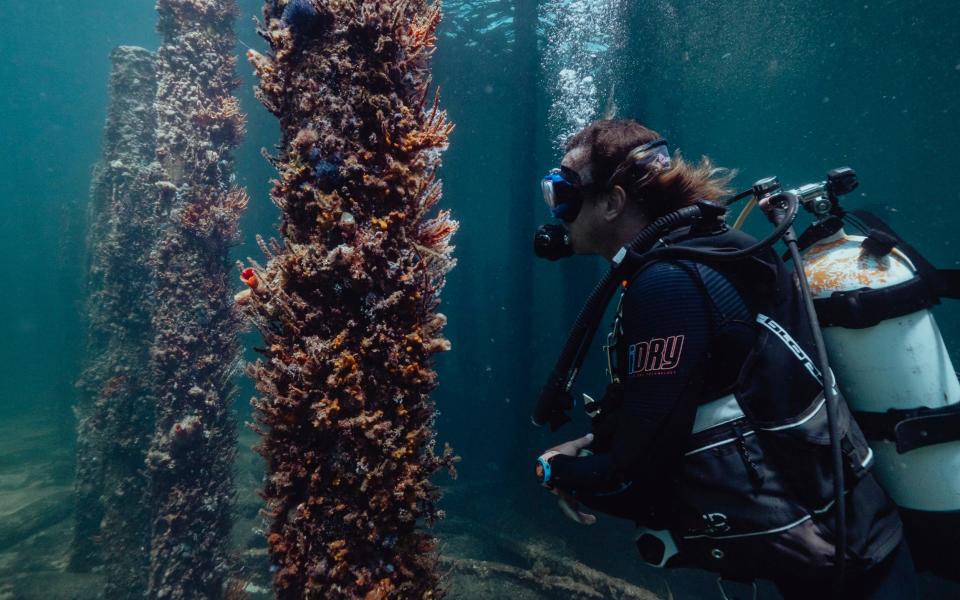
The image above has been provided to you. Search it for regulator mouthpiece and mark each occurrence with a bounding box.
[534,223,574,261]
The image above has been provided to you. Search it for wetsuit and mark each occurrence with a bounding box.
[549,258,754,510]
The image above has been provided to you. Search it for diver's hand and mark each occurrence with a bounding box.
[537,433,593,477]
[542,432,594,460]
[536,433,598,525]
[556,489,597,525]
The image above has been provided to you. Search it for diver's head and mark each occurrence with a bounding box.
[539,119,734,260]
[552,144,642,259]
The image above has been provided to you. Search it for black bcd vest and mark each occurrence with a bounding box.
[606,225,902,580]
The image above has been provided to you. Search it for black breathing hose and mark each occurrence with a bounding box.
[531,205,703,429]
[619,198,798,271]
[772,197,848,596]
[726,187,755,205]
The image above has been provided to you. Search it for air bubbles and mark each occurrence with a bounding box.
[542,0,624,150]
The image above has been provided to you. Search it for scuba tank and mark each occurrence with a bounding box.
[765,167,960,578]
[803,226,960,512]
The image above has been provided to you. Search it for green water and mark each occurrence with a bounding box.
[1,0,959,598]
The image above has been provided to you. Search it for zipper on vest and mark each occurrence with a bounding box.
[734,424,764,485]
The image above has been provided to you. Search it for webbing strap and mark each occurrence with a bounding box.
[938,269,960,300]
[814,277,937,329]
[854,403,960,454]
[849,210,960,300]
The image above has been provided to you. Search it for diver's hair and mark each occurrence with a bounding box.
[565,119,735,220]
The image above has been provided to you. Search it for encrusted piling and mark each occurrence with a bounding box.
[243,1,458,597]
[70,45,160,580]
[146,1,247,598]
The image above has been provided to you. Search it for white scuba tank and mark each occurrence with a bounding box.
[802,228,960,512]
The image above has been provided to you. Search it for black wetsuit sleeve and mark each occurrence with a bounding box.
[550,261,713,491]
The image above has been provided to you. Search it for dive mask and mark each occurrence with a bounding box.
[541,139,671,223]
[535,138,671,261]
[542,165,587,223]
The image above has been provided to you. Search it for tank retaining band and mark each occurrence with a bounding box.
[813,276,938,329]
[854,404,960,454]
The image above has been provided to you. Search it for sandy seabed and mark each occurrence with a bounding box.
[0,413,664,600]
[1,414,957,600]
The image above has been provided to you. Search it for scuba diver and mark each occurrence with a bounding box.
[531,119,920,599]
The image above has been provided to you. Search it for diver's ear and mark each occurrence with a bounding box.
[602,185,627,222]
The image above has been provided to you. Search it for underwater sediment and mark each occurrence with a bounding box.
[244,0,458,597]
[146,1,248,598]
[70,45,160,582]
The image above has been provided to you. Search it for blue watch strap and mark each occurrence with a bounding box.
[537,455,553,486]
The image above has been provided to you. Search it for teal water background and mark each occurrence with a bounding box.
[1,1,959,597]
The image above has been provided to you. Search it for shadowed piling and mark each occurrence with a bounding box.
[70,45,160,582]
[146,1,248,598]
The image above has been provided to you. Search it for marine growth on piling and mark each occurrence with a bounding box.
[244,0,458,597]
[70,46,160,586]
[146,1,248,598]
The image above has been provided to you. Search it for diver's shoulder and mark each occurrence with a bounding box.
[626,259,701,291]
